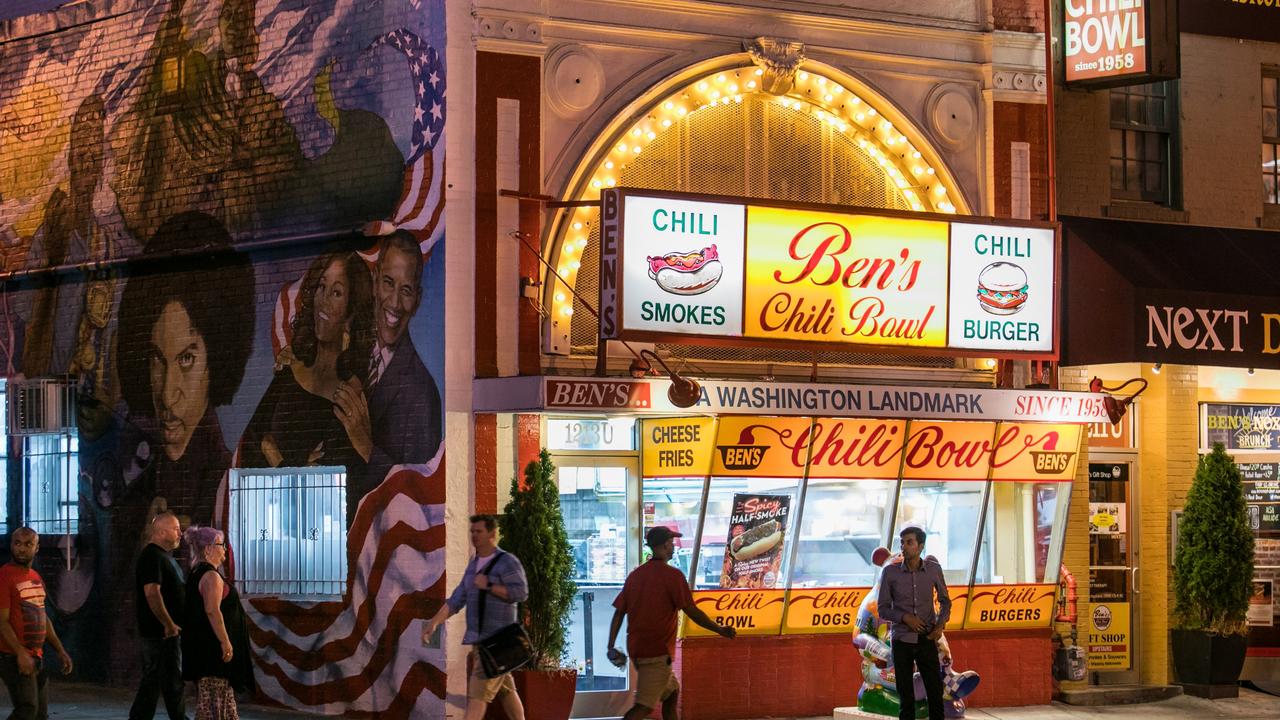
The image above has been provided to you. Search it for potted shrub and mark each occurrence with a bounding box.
[1171,443,1255,698]
[491,450,579,720]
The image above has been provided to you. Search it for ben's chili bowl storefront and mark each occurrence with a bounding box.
[476,191,1111,718]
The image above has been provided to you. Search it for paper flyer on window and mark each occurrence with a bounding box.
[720,493,791,589]
[1249,579,1274,627]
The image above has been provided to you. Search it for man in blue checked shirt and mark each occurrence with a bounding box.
[877,526,951,720]
[423,514,529,720]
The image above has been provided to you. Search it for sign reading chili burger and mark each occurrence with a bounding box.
[599,188,1058,358]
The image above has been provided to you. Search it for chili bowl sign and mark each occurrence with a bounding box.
[599,188,1058,358]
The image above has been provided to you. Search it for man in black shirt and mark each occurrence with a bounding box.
[130,511,187,720]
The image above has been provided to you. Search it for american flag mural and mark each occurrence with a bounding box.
[252,24,450,719]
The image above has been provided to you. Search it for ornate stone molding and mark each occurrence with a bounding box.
[474,14,542,46]
[992,71,1046,94]
[745,37,805,95]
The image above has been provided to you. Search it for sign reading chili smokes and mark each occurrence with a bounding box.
[599,188,1058,357]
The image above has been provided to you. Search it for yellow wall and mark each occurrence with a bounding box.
[1065,363,1200,686]
[1057,366,1094,690]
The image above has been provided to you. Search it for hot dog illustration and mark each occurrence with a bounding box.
[647,244,723,295]
[729,518,783,561]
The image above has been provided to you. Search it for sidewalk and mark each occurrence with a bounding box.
[17,683,1280,718]
[25,681,321,719]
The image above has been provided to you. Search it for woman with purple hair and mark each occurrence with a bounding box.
[181,526,252,719]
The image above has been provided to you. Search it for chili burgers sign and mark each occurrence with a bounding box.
[599,188,1059,358]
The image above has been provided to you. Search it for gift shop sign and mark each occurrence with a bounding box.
[599,189,1058,358]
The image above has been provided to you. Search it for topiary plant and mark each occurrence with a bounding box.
[499,449,578,671]
[1173,443,1254,635]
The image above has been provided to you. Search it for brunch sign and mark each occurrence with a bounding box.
[599,189,1058,357]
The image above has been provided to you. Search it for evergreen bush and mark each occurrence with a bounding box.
[499,449,578,671]
[1172,443,1254,635]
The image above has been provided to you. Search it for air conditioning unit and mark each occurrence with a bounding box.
[7,379,76,435]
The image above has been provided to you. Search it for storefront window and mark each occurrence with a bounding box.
[641,477,706,577]
[560,465,631,584]
[696,476,802,590]
[790,478,896,587]
[892,480,986,585]
[974,482,1068,585]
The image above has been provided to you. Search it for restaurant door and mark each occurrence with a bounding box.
[1087,458,1140,684]
[555,452,642,719]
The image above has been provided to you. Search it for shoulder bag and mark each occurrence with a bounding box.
[475,551,534,678]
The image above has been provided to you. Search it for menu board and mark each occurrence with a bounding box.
[1240,463,1280,533]
[719,493,791,590]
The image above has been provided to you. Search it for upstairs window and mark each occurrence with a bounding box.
[1263,72,1280,204]
[1110,81,1176,204]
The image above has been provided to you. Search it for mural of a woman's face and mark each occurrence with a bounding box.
[149,300,210,461]
[314,257,350,345]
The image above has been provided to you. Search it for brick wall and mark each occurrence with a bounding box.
[676,630,1051,718]
[993,102,1050,220]
[1055,32,1280,226]
[992,0,1046,33]
[0,1,450,716]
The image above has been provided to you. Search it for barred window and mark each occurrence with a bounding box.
[1110,81,1176,204]
[1263,72,1280,204]
[228,467,347,598]
[23,432,78,535]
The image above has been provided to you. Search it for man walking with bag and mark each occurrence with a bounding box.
[422,514,528,720]
[130,512,187,720]
[606,526,736,720]
[878,526,951,720]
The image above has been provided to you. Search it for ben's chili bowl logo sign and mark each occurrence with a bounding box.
[744,207,950,347]
[712,417,1080,480]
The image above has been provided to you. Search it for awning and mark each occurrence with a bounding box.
[1062,216,1280,369]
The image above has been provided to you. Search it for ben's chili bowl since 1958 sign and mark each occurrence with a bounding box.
[600,188,1058,358]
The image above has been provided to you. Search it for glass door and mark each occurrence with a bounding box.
[557,454,640,719]
[1087,459,1140,684]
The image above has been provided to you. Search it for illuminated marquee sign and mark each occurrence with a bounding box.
[599,189,1059,358]
[1062,0,1179,88]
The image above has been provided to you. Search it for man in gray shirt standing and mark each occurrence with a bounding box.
[877,526,951,720]
[422,514,529,720]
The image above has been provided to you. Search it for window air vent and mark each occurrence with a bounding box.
[6,379,75,436]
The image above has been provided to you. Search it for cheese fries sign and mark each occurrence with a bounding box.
[721,493,792,590]
[599,188,1058,358]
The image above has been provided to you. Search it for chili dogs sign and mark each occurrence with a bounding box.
[598,189,1059,358]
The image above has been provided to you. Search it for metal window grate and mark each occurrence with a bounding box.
[23,431,78,536]
[568,94,951,368]
[228,466,348,598]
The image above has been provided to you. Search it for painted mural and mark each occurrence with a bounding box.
[0,0,447,716]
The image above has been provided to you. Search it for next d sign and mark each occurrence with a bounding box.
[1140,291,1280,367]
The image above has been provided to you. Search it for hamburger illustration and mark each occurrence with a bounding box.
[976,261,1029,315]
[647,244,723,295]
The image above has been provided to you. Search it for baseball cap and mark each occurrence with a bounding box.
[645,526,683,548]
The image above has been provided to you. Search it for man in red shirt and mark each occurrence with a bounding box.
[606,526,735,720]
[0,527,73,720]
